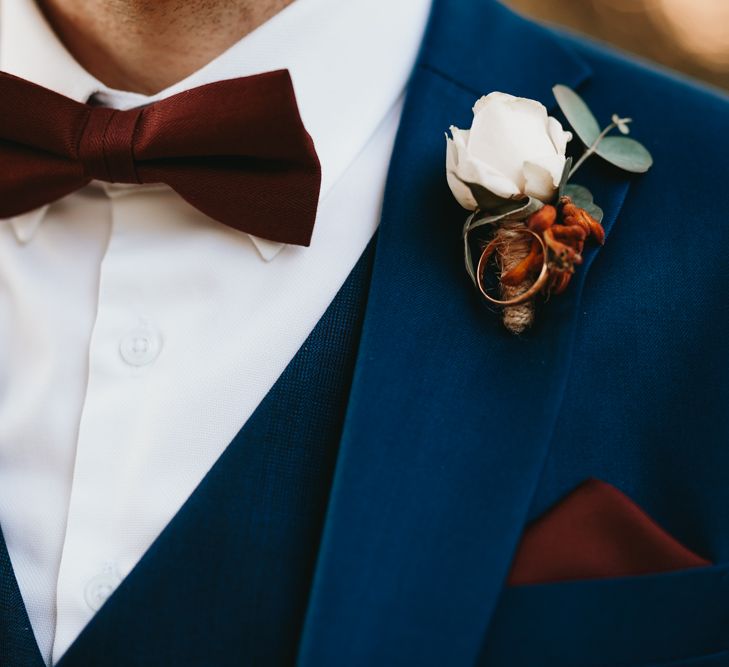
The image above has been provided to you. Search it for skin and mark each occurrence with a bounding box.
[38,0,296,94]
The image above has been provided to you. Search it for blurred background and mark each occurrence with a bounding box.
[504,0,729,91]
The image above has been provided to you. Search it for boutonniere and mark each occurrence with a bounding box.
[447,86,653,334]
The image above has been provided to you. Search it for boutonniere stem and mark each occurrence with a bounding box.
[447,86,653,334]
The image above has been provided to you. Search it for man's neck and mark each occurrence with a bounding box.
[38,0,295,94]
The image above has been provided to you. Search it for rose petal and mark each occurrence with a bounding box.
[523,153,566,201]
[446,132,478,209]
[447,128,520,205]
[446,126,470,171]
[473,91,520,115]
[547,116,572,155]
[460,156,521,200]
[446,171,479,210]
[469,93,562,194]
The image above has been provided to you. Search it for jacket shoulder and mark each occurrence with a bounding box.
[554,25,728,123]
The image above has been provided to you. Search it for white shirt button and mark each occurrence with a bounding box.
[84,571,121,611]
[120,325,162,366]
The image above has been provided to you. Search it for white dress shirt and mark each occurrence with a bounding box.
[0,0,432,663]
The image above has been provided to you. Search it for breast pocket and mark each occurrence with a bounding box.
[479,564,729,667]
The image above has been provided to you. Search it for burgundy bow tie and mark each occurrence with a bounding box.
[0,69,322,246]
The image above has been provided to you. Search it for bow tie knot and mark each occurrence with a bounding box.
[78,107,143,184]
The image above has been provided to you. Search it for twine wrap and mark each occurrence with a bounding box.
[494,220,536,334]
[463,197,545,335]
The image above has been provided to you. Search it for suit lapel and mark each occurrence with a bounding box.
[298,1,631,665]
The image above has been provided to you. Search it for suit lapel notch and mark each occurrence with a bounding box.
[298,2,630,665]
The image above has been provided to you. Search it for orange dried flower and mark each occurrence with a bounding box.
[560,196,605,245]
[527,204,557,234]
[522,196,607,299]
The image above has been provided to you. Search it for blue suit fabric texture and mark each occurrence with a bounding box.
[1,0,728,665]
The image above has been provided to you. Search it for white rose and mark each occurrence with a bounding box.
[446,92,573,210]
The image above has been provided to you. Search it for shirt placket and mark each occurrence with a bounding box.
[52,188,166,663]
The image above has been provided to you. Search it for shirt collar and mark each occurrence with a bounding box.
[0,0,432,258]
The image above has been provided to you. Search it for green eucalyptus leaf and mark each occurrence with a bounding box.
[463,212,479,285]
[563,184,604,223]
[562,184,592,208]
[557,157,573,200]
[467,197,543,234]
[595,136,653,173]
[553,84,601,146]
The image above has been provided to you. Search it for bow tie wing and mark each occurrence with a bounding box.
[132,71,322,246]
[0,72,91,217]
[0,69,322,246]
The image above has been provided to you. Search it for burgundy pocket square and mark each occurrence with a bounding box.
[508,478,711,586]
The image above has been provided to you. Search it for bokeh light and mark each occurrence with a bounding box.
[655,0,729,69]
[505,0,729,90]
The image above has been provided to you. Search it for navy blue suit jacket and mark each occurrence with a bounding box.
[296,2,729,665]
[4,1,729,665]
